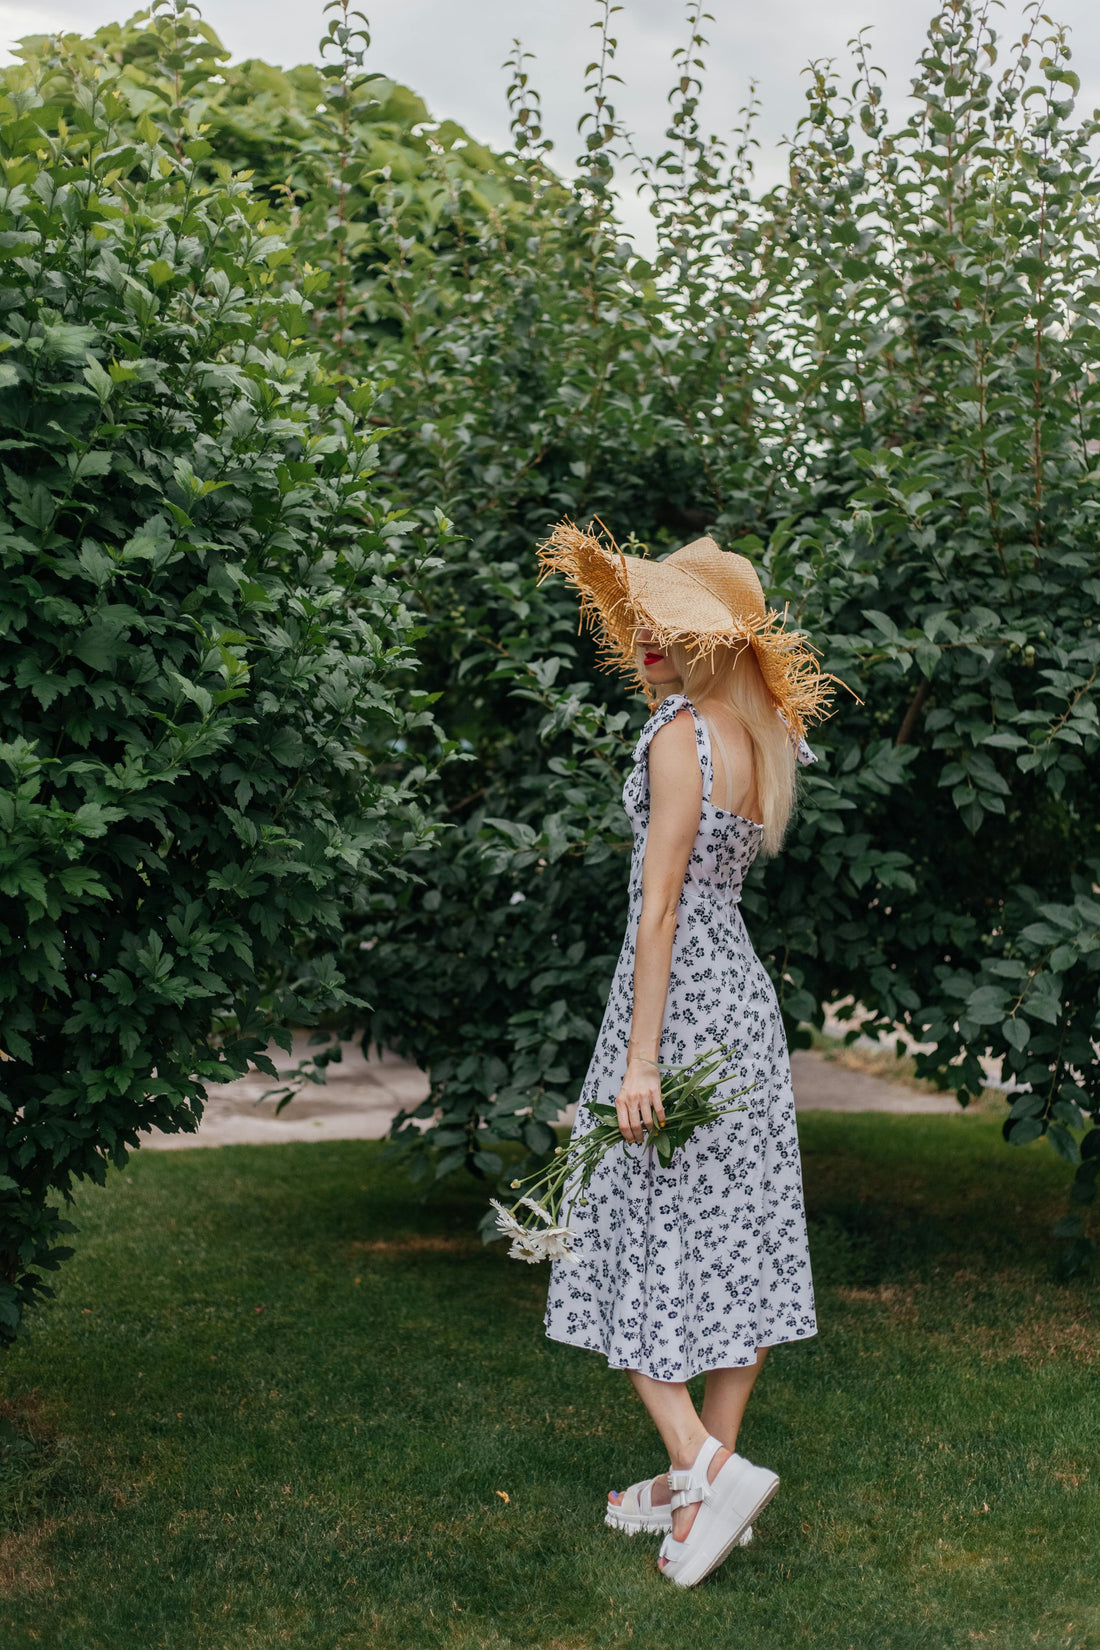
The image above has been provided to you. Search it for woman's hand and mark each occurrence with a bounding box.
[615,1056,666,1145]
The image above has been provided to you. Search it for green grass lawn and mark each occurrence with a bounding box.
[0,1112,1096,1650]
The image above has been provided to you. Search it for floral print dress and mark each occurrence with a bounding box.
[543,694,817,1382]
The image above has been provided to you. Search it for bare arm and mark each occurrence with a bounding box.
[614,710,702,1144]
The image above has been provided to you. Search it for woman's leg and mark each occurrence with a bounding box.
[701,1347,767,1451]
[617,1370,731,1547]
[608,1349,768,1516]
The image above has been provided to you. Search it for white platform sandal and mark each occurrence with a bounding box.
[658,1436,778,1588]
[605,1471,754,1544]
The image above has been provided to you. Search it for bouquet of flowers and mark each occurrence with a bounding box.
[489,1046,754,1265]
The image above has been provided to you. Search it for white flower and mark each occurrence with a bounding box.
[518,1195,555,1224]
[539,1227,579,1264]
[507,1230,547,1263]
[490,1198,525,1240]
[506,1222,578,1266]
[492,1195,577,1264]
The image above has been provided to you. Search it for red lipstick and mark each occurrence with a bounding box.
[643,652,664,666]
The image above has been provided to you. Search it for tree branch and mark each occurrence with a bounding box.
[895,679,931,746]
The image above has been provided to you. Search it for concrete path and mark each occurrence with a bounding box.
[144,1034,961,1151]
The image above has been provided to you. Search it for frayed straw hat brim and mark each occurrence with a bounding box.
[536,518,839,740]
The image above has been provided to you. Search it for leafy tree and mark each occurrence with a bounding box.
[12,3,546,362]
[0,5,440,1343]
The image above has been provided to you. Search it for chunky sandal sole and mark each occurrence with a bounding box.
[605,1503,754,1546]
[677,1481,776,1584]
[661,1460,778,1588]
[604,1503,671,1534]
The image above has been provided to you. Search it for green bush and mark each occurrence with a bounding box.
[0,9,439,1343]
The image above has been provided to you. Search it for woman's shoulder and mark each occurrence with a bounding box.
[631,693,696,763]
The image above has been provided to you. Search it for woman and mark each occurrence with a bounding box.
[536,523,836,1589]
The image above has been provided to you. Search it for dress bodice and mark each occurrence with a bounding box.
[623,694,763,911]
[624,693,817,910]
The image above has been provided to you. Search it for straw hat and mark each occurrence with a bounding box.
[536,518,837,739]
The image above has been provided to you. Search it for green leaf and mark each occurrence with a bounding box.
[966,986,1008,1026]
[73,621,125,671]
[522,1120,556,1154]
[434,1148,468,1179]
[268,727,305,767]
[862,610,901,643]
[914,641,939,679]
[82,359,114,402]
[1047,1123,1081,1165]
[1001,1018,1029,1052]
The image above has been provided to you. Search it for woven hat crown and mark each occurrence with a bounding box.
[631,536,766,634]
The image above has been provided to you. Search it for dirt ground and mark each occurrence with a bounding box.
[145,1035,965,1151]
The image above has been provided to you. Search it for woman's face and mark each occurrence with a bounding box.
[634,627,680,687]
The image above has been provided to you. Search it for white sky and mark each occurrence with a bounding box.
[6,1,1100,246]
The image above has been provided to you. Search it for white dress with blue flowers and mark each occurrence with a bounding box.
[543,694,817,1382]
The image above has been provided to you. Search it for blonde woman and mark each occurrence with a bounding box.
[536,525,835,1588]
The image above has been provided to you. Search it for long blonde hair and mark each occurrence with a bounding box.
[662,642,797,857]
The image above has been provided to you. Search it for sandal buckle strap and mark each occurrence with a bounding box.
[667,1436,724,1513]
